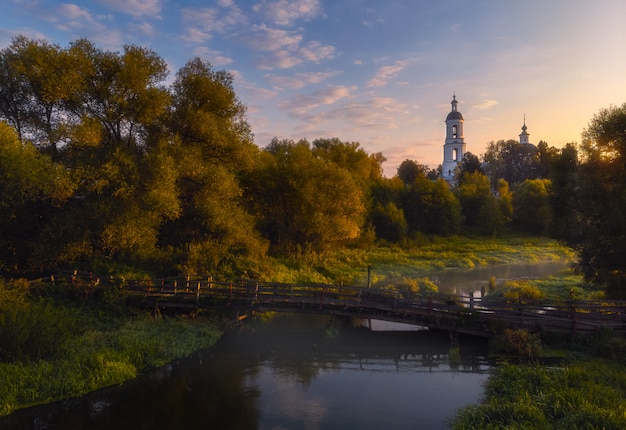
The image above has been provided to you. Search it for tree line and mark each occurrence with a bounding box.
[0,37,624,296]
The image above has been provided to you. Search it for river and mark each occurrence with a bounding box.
[0,262,569,429]
[1,315,491,430]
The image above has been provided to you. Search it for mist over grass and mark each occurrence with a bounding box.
[265,236,573,286]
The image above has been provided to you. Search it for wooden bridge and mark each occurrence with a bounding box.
[48,272,626,338]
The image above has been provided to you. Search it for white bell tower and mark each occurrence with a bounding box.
[442,94,466,182]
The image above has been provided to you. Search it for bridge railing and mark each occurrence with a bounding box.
[39,272,626,335]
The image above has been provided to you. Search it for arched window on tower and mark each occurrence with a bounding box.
[453,148,458,161]
[452,125,457,138]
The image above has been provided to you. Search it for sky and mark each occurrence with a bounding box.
[0,0,624,176]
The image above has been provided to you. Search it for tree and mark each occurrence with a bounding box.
[159,58,266,274]
[0,122,73,272]
[455,172,492,227]
[371,202,408,243]
[572,103,626,297]
[401,175,461,236]
[454,151,483,184]
[483,139,540,185]
[548,143,579,241]
[512,179,552,234]
[397,159,428,186]
[250,139,366,254]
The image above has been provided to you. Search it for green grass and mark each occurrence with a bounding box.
[453,360,626,429]
[0,316,221,416]
[482,269,606,304]
[263,235,573,286]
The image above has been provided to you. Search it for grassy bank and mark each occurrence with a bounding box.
[453,359,626,429]
[0,280,221,417]
[264,235,573,285]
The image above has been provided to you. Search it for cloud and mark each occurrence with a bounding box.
[244,24,302,51]
[473,99,499,110]
[191,46,233,66]
[98,0,162,18]
[279,85,351,116]
[264,71,341,89]
[244,25,336,70]
[287,95,411,135]
[252,0,322,26]
[58,3,92,21]
[367,60,412,88]
[326,97,410,130]
[180,3,247,41]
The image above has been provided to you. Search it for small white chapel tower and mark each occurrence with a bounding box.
[442,94,466,182]
[519,114,531,145]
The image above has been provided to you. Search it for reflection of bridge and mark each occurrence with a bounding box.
[49,273,626,338]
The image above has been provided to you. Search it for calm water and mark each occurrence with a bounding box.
[1,315,491,430]
[429,261,569,296]
[2,262,568,429]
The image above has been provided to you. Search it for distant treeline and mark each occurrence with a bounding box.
[0,37,624,296]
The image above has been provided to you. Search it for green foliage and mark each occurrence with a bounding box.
[0,280,79,362]
[0,314,221,416]
[453,361,626,429]
[570,103,626,298]
[455,171,505,233]
[370,202,408,243]
[512,178,552,234]
[249,138,366,255]
[482,139,542,185]
[490,329,543,360]
[401,175,461,236]
[501,280,544,303]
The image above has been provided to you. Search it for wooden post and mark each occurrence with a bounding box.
[367,265,371,288]
[469,292,474,310]
[173,280,178,294]
[570,305,577,336]
[196,281,201,307]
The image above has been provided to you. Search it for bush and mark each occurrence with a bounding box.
[491,329,542,361]
[0,299,79,362]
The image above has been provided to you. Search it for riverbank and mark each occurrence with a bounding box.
[0,279,222,417]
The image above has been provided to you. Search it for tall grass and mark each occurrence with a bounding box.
[0,316,221,416]
[453,361,626,429]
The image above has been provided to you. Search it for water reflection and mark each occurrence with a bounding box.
[1,314,491,430]
[429,261,569,296]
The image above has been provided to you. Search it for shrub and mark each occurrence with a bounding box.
[491,329,542,361]
[0,299,79,362]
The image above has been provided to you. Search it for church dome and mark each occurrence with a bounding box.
[446,111,464,121]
